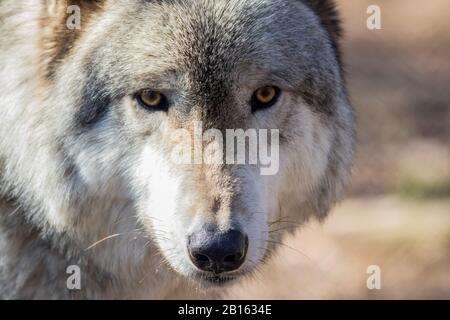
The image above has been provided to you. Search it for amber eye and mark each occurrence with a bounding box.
[136,90,168,111]
[251,86,281,112]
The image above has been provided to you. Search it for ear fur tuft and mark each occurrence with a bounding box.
[39,0,104,79]
[302,0,342,62]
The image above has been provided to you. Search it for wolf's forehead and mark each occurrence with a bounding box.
[169,13,256,99]
[143,0,297,96]
[159,1,270,71]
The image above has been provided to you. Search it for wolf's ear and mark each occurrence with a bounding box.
[40,0,104,78]
[44,0,104,17]
[302,0,342,58]
[303,0,342,40]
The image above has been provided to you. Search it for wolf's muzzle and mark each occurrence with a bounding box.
[188,227,248,274]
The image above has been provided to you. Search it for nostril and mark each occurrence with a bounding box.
[194,253,210,263]
[223,252,241,263]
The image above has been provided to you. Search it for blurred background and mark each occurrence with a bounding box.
[229,0,450,299]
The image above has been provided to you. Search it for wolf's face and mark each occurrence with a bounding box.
[4,0,353,290]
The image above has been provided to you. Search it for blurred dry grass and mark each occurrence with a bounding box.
[229,0,450,299]
[228,197,450,299]
[342,0,450,196]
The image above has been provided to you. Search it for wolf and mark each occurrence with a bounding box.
[0,0,354,299]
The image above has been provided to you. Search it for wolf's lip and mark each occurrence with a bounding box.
[195,273,237,285]
[205,276,235,283]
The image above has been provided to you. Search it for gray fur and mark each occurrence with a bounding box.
[0,0,354,299]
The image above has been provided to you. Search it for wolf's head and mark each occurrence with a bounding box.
[3,0,354,291]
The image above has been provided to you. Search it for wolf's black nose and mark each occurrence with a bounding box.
[188,228,248,274]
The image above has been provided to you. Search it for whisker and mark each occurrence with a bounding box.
[245,258,265,283]
[269,219,303,226]
[265,239,315,264]
[85,233,123,251]
[85,229,143,251]
[267,227,299,233]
